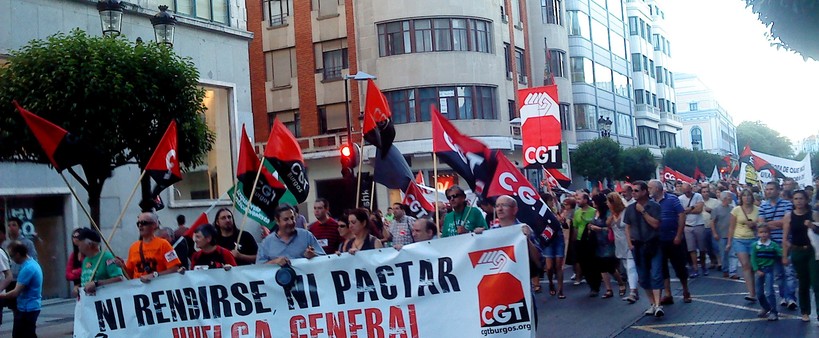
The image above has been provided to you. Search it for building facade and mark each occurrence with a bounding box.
[795,135,819,154]
[0,0,253,298]
[675,73,738,156]
[624,0,681,155]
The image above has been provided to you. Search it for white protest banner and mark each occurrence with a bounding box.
[751,151,813,187]
[74,225,536,338]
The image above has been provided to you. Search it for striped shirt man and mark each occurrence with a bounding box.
[758,198,792,244]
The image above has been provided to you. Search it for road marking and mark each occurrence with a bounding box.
[701,276,745,284]
[636,316,799,329]
[690,292,748,297]
[631,326,690,338]
[691,298,799,319]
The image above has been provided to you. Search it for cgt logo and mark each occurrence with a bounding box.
[405,193,429,218]
[469,247,531,328]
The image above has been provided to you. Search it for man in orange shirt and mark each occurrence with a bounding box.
[123,211,181,283]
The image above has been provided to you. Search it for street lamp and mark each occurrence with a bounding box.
[597,116,613,138]
[151,5,177,48]
[97,0,123,37]
[692,140,701,150]
[343,71,377,143]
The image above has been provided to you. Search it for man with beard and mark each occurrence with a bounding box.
[212,208,258,266]
[441,186,486,237]
[257,205,325,266]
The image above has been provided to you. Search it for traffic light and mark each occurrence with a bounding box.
[340,143,360,178]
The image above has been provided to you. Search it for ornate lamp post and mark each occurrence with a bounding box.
[97,0,123,37]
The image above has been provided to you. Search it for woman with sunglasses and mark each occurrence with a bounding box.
[782,190,819,322]
[336,217,353,254]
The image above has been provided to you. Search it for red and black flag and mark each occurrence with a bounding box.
[485,151,561,245]
[403,182,435,219]
[431,106,496,196]
[693,167,707,182]
[146,120,182,197]
[14,101,87,172]
[363,79,396,159]
[233,126,287,225]
[182,212,209,238]
[373,145,414,191]
[739,145,784,179]
[264,118,309,203]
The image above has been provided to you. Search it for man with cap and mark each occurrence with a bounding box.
[74,228,124,296]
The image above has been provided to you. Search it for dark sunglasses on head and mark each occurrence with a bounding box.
[136,220,155,227]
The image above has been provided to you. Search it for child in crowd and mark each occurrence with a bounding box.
[750,225,782,321]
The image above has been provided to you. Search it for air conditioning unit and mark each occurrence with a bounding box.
[507,71,513,79]
[502,14,509,23]
[522,75,528,84]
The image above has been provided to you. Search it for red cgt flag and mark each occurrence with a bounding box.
[146,120,182,196]
[183,212,210,238]
[402,182,435,218]
[415,171,425,185]
[661,166,695,183]
[14,101,87,172]
[264,118,309,203]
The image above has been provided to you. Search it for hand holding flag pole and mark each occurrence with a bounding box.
[235,159,265,249]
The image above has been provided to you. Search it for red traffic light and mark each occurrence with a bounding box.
[339,143,360,177]
[340,145,352,157]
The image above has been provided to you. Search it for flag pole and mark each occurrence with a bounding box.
[433,152,440,236]
[59,173,116,256]
[355,136,365,208]
[104,169,147,246]
[370,177,376,211]
[172,190,229,249]
[236,158,266,246]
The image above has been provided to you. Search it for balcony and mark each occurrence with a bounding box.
[255,132,362,156]
[634,104,660,122]
[659,112,683,130]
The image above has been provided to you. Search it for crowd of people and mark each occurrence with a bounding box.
[5,176,819,336]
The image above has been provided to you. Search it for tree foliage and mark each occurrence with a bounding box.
[571,138,622,183]
[735,120,793,158]
[661,147,723,178]
[746,0,819,61]
[619,147,657,181]
[0,30,214,222]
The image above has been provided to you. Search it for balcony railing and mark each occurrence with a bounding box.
[660,112,682,123]
[255,132,363,156]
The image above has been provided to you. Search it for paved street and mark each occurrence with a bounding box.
[7,270,819,337]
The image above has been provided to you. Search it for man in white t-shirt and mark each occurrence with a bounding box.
[678,183,707,277]
[700,186,721,270]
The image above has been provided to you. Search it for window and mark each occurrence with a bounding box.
[609,0,623,19]
[268,110,300,138]
[689,102,698,111]
[318,103,347,133]
[174,86,233,201]
[661,131,677,148]
[672,102,676,113]
[617,112,633,137]
[504,43,512,78]
[667,41,672,56]
[653,34,660,50]
[613,71,629,97]
[642,55,649,73]
[378,21,410,56]
[652,94,657,107]
[433,19,452,51]
[560,103,571,131]
[610,32,626,58]
[646,25,652,43]
[414,19,433,52]
[266,48,295,87]
[649,59,655,78]
[472,20,491,53]
[634,89,645,104]
[264,0,291,26]
[515,48,526,84]
[591,19,609,49]
[644,90,651,106]
[669,72,675,88]
[690,127,703,150]
[571,57,594,84]
[628,16,638,35]
[385,85,497,123]
[639,18,645,38]
[631,53,641,71]
[658,99,665,112]
[314,0,339,17]
[452,19,469,51]
[637,126,658,145]
[163,0,230,25]
[508,100,517,120]
[574,104,597,130]
[322,48,348,80]
[569,11,590,38]
[547,49,567,78]
[655,66,663,83]
[594,63,612,92]
[542,0,563,25]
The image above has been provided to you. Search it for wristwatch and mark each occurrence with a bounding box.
[152,271,159,278]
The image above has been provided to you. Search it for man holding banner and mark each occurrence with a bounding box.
[257,205,325,266]
[442,186,487,237]
[75,228,124,297]
[122,212,181,283]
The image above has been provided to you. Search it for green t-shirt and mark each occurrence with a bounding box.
[573,207,597,241]
[442,206,488,238]
[80,251,124,286]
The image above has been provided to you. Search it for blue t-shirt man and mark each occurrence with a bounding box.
[16,258,43,312]
[656,192,685,241]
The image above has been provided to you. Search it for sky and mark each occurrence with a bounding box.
[662,0,819,143]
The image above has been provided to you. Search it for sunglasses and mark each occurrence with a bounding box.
[447,194,464,200]
[136,220,156,227]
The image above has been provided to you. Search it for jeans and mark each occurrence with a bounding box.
[755,266,777,315]
[633,241,664,290]
[773,259,797,303]
[12,309,39,338]
[707,228,720,262]
[719,238,738,275]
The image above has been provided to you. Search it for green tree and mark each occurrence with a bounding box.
[736,121,794,159]
[661,148,724,179]
[746,0,819,61]
[571,138,622,184]
[619,147,657,181]
[0,30,213,223]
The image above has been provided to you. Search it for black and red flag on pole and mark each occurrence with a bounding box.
[264,118,309,203]
[431,106,496,196]
[403,181,435,219]
[146,120,182,197]
[693,167,707,182]
[14,101,88,172]
[235,126,287,222]
[363,79,396,159]
[372,145,415,191]
[182,212,209,238]
[485,151,561,245]
[739,145,784,179]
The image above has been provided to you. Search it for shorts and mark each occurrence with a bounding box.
[684,225,708,252]
[543,234,565,258]
[732,238,756,254]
